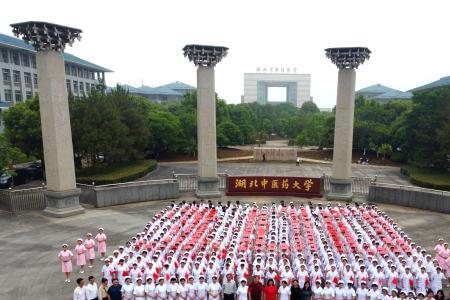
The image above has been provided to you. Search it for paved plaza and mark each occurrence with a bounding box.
[1,196,449,300]
[144,161,411,185]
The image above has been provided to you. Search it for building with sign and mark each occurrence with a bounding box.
[242,70,311,107]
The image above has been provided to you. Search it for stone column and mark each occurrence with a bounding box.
[183,45,228,198]
[11,21,84,217]
[324,47,371,201]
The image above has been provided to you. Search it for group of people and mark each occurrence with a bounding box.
[58,227,108,282]
[62,200,450,300]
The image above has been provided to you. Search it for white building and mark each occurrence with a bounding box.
[0,32,111,131]
[243,71,311,107]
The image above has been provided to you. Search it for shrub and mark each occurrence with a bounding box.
[77,160,157,185]
[400,165,450,191]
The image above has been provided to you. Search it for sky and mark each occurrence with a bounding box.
[2,0,450,108]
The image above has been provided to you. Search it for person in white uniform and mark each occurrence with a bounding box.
[236,279,249,300]
[278,280,291,300]
[134,278,146,300]
[208,275,222,300]
[145,277,156,300]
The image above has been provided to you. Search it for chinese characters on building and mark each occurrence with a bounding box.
[227,176,322,197]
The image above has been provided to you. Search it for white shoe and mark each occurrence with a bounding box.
[67,279,70,283]
[80,270,84,274]
[65,279,68,282]
[100,258,104,261]
[88,265,93,269]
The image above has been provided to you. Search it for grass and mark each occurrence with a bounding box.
[76,160,157,185]
[401,165,450,191]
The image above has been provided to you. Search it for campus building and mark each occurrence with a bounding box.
[115,81,196,103]
[356,84,413,102]
[0,32,111,131]
[242,70,311,108]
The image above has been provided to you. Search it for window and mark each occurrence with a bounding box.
[14,90,22,102]
[2,69,11,83]
[22,54,30,67]
[65,64,70,75]
[4,89,12,102]
[13,71,21,86]
[66,79,71,93]
[90,71,95,80]
[71,66,77,76]
[31,56,36,68]
[73,81,78,93]
[33,74,38,87]
[24,72,32,86]
[26,91,33,100]
[78,68,82,77]
[79,81,84,95]
[12,51,20,65]
[83,69,88,78]
[1,49,9,63]
[85,83,90,93]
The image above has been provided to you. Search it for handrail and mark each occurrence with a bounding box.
[370,181,450,196]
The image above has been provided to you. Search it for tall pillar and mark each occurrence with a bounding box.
[183,44,228,198]
[11,21,84,217]
[325,47,371,201]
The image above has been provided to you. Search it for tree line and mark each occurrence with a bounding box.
[1,85,449,171]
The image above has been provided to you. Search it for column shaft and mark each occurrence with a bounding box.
[196,66,220,198]
[327,68,356,201]
[37,51,84,217]
[37,51,77,192]
[332,68,356,179]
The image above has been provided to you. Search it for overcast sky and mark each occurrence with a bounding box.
[2,0,450,108]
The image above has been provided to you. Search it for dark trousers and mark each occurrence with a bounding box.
[224,293,234,300]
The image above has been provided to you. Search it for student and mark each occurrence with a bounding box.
[58,243,74,283]
[75,238,87,274]
[145,277,156,300]
[134,278,146,300]
[278,280,291,300]
[95,227,107,260]
[237,279,249,300]
[122,276,135,300]
[84,233,96,269]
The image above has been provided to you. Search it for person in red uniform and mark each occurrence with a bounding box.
[263,279,278,300]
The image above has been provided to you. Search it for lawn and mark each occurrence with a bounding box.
[76,160,157,185]
[401,165,450,191]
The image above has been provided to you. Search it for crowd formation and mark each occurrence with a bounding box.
[58,200,450,300]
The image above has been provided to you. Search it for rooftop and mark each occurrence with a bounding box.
[0,33,112,72]
[356,84,401,95]
[373,90,413,100]
[108,81,196,97]
[157,81,196,91]
[409,76,450,92]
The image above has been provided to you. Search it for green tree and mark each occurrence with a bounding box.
[217,121,243,146]
[301,101,320,114]
[3,98,43,161]
[147,110,182,156]
[404,88,450,168]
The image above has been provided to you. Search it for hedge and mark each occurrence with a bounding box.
[76,160,157,185]
[401,165,450,191]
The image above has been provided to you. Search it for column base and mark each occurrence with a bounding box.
[43,188,85,218]
[326,178,353,201]
[196,177,221,199]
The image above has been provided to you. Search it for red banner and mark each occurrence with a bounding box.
[226,176,322,197]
